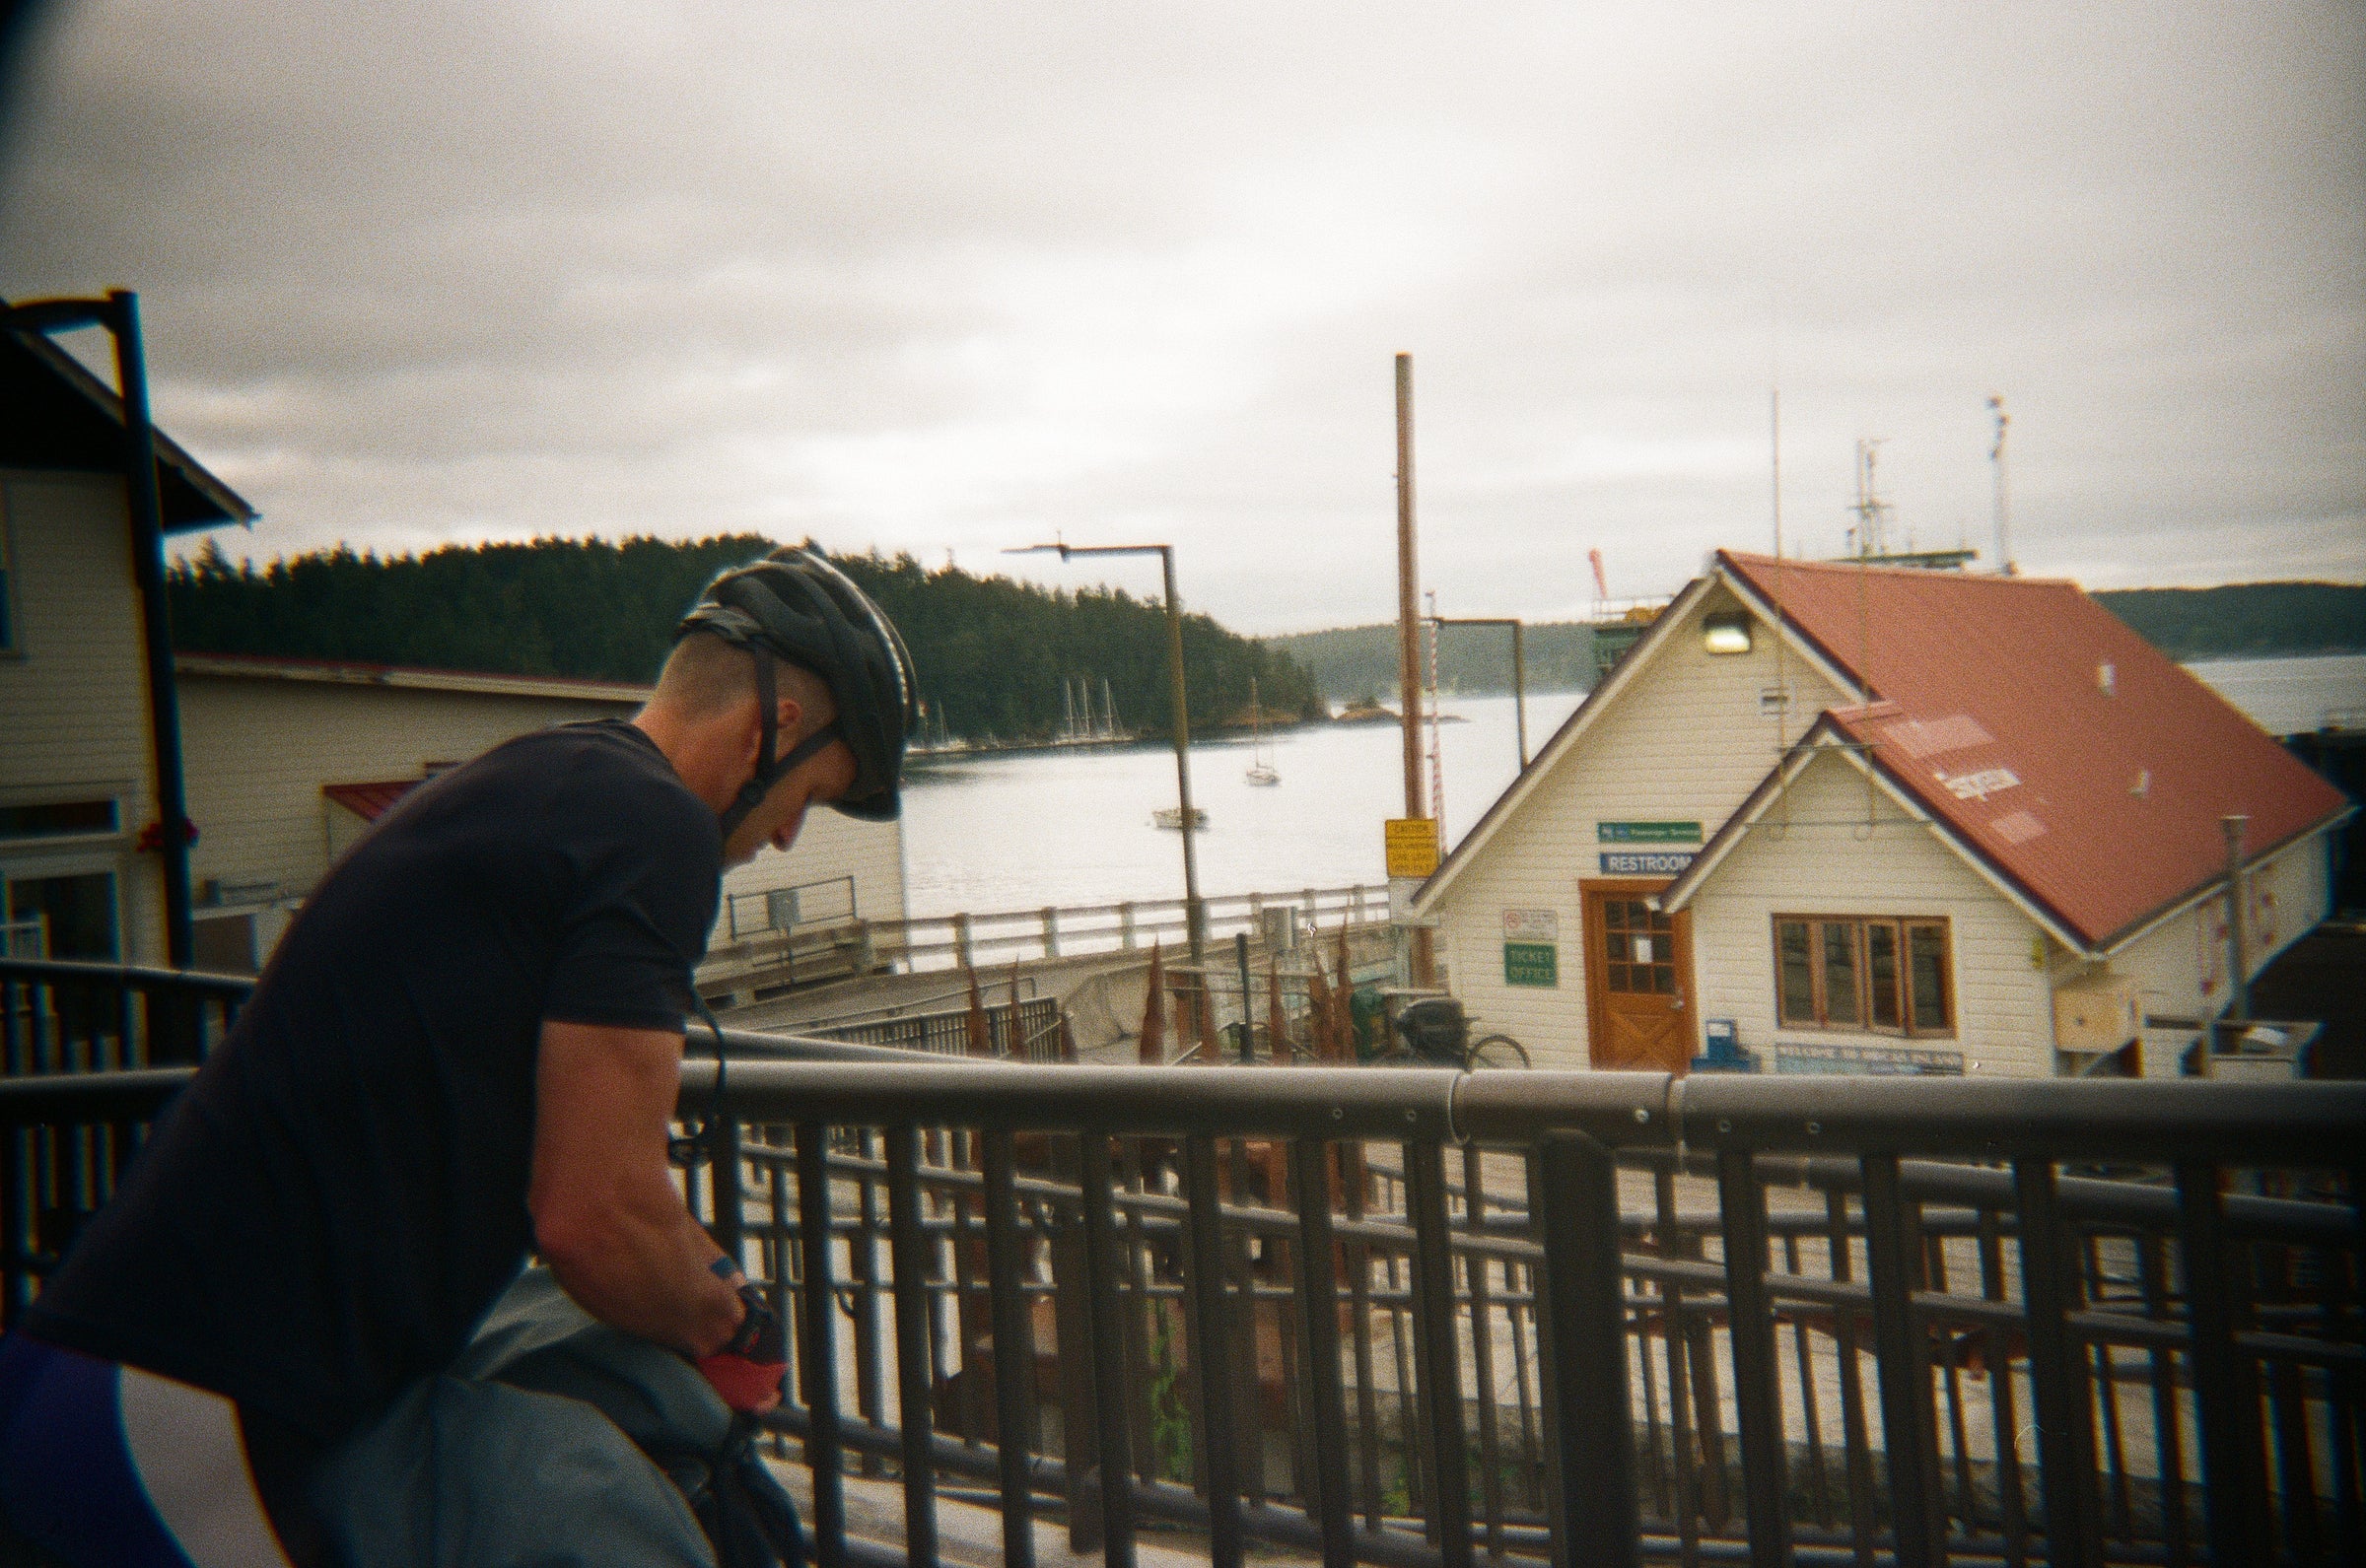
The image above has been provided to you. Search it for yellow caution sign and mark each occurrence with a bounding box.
[1384,817,1441,879]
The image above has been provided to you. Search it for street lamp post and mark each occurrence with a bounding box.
[1008,541,1205,962]
[3,292,194,969]
[1428,614,1530,768]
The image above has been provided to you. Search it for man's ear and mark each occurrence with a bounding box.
[773,694,807,744]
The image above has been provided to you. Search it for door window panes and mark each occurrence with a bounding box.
[1604,898,1674,994]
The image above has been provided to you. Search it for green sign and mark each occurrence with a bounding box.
[1597,820,1703,844]
[1503,941,1559,988]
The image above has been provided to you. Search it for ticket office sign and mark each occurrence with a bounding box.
[1502,941,1559,988]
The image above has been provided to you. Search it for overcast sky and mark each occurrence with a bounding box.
[3,2,2359,634]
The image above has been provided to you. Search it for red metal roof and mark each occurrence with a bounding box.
[1718,551,2350,949]
[321,780,422,823]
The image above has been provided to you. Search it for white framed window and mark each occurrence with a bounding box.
[1,862,121,961]
[1774,915,1953,1038]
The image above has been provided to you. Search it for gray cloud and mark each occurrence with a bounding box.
[4,1,2358,631]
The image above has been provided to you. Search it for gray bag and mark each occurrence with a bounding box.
[313,1270,800,1568]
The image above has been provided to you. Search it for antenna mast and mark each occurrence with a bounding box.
[1986,395,2013,576]
[1849,439,1892,558]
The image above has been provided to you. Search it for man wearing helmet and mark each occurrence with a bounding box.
[0,547,917,1567]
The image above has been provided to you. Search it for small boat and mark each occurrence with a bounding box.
[1152,805,1209,831]
[1245,678,1281,785]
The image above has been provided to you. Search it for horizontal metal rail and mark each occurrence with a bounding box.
[6,965,2362,1568]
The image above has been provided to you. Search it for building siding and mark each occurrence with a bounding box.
[179,672,907,956]
[0,472,165,964]
[1433,587,1850,1070]
[1685,755,2056,1078]
[2109,828,2333,1027]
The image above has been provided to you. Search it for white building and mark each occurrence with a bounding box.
[176,653,908,973]
[1,321,253,966]
[1413,552,2351,1078]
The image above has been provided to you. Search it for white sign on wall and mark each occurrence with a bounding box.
[1502,908,1559,941]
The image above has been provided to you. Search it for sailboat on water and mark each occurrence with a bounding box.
[1245,678,1281,785]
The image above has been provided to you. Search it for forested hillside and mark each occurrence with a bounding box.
[1265,580,2366,700]
[2094,582,2366,660]
[1268,622,1600,703]
[168,536,1323,741]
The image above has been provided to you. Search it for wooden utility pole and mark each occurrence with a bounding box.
[1396,354,1425,821]
[1394,353,1435,985]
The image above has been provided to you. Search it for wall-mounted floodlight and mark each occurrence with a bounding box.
[1703,612,1755,655]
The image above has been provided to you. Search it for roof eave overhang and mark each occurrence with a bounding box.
[1710,551,1873,705]
[1412,572,1723,914]
[2091,803,2357,958]
[174,652,652,705]
[6,325,258,533]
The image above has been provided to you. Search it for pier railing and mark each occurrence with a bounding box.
[4,959,2361,1568]
[697,882,1391,1005]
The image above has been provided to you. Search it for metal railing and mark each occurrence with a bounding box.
[703,884,1392,983]
[3,962,2362,1568]
[730,874,862,940]
[2,956,249,1076]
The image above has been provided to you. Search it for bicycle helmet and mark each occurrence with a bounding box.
[674,545,919,832]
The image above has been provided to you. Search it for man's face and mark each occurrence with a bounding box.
[721,738,859,867]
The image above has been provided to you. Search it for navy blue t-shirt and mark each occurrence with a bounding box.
[23,720,722,1445]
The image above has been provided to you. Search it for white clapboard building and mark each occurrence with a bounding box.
[176,652,908,974]
[1,321,253,967]
[1412,552,2350,1078]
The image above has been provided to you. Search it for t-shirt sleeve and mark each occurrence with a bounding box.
[542,778,721,1031]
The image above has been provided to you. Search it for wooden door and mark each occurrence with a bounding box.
[1582,882,1696,1073]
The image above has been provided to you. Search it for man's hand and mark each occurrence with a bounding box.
[696,1282,787,1412]
[529,1019,745,1357]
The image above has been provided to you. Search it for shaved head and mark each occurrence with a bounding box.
[652,632,836,737]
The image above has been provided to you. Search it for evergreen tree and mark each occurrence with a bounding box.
[169,535,1325,740]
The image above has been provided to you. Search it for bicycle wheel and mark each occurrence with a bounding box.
[1466,1034,1531,1069]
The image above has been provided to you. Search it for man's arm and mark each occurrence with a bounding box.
[527,1019,746,1357]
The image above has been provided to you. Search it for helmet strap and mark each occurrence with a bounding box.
[716,650,849,841]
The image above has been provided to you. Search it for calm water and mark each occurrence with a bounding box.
[899,652,2363,919]
[900,690,1586,917]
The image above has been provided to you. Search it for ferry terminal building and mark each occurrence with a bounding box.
[1412,551,2351,1079]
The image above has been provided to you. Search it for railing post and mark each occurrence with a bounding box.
[980,1129,1039,1568]
[851,918,875,974]
[1289,1137,1356,1568]
[954,913,974,971]
[1716,1148,1796,1568]
[710,1112,745,1263]
[1864,1153,1945,1568]
[884,1125,942,1567]
[1119,903,1137,950]
[2176,1159,2273,1568]
[1405,1136,1475,1568]
[2014,1157,2101,1568]
[1077,1131,1138,1568]
[1533,1131,1639,1568]
[1041,907,1061,961]
[1049,1137,1107,1553]
[1183,1132,1245,1568]
[796,1122,847,1568]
